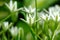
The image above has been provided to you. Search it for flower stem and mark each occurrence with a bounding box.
[35,0,38,31]
[0,14,11,23]
[35,0,38,40]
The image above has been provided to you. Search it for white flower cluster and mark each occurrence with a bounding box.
[49,5,60,21]
[39,11,49,20]
[2,21,24,37]
[21,6,36,25]
[39,5,60,21]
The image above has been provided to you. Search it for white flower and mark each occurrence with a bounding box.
[24,5,36,13]
[14,1,17,11]
[10,26,18,37]
[3,22,9,30]
[26,13,35,25]
[20,6,36,25]
[48,5,60,21]
[40,5,60,21]
[5,0,17,11]
[20,13,35,25]
[25,6,36,24]
[39,11,49,20]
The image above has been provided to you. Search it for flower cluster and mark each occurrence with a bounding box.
[2,0,60,40]
[0,21,24,40]
[39,5,60,21]
[48,5,60,21]
[38,5,60,40]
[21,6,36,25]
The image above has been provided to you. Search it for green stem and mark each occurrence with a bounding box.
[35,0,38,40]
[3,33,7,40]
[0,23,13,35]
[35,0,37,32]
[30,27,42,40]
[0,14,11,23]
